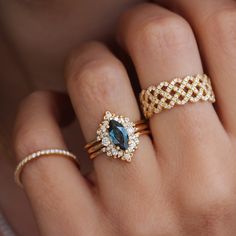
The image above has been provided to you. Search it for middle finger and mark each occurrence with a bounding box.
[117,3,226,165]
[65,42,161,212]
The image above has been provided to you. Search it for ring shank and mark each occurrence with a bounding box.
[15,149,79,188]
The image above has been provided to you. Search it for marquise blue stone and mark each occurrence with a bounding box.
[108,120,129,150]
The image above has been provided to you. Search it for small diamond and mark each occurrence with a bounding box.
[127,126,134,134]
[101,126,106,132]
[111,149,118,156]
[118,151,123,158]
[129,142,136,150]
[134,138,139,144]
[102,120,109,126]
[102,137,110,146]
[104,111,112,119]
[124,153,131,160]
[32,153,37,158]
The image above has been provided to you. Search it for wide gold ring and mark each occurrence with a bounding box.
[140,74,215,119]
[85,111,150,162]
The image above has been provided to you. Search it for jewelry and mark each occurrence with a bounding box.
[15,149,78,188]
[140,74,215,119]
[85,111,150,162]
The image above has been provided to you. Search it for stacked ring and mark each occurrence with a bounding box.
[85,111,150,162]
[140,74,215,119]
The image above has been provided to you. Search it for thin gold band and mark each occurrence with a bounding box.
[14,149,78,188]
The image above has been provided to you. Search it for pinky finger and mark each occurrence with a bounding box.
[13,91,100,236]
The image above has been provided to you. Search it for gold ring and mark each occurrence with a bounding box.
[85,111,150,162]
[15,149,79,188]
[140,74,215,119]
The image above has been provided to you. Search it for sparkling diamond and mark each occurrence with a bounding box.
[102,137,110,146]
[104,111,112,119]
[118,151,124,158]
[111,149,118,156]
[124,153,131,160]
[127,126,134,134]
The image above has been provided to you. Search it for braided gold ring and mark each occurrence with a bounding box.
[140,74,215,119]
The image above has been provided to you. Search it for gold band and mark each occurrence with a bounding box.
[85,111,150,162]
[14,149,79,188]
[140,74,215,119]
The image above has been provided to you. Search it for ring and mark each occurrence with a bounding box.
[15,149,79,188]
[85,111,150,162]
[140,74,216,119]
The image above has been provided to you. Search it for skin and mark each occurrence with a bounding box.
[1,0,236,235]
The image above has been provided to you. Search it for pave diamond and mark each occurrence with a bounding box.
[102,137,110,146]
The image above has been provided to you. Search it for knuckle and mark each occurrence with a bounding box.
[131,14,194,54]
[14,91,54,160]
[19,90,48,110]
[206,8,236,52]
[120,215,179,236]
[188,189,235,229]
[114,200,180,236]
[70,57,125,102]
[14,122,49,161]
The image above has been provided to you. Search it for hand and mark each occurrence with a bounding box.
[13,2,236,235]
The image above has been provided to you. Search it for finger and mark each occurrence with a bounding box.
[157,0,236,136]
[65,42,161,212]
[14,91,100,236]
[117,3,226,163]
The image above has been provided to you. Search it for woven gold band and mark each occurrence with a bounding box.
[140,74,215,119]
[14,149,79,188]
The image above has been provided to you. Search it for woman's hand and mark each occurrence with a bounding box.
[13,2,236,235]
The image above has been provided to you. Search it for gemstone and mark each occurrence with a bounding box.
[124,153,131,161]
[108,120,129,150]
[102,137,110,146]
[126,126,135,134]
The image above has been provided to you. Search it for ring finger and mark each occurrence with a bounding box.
[117,3,227,165]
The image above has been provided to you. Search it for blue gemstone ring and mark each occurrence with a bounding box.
[85,111,150,162]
